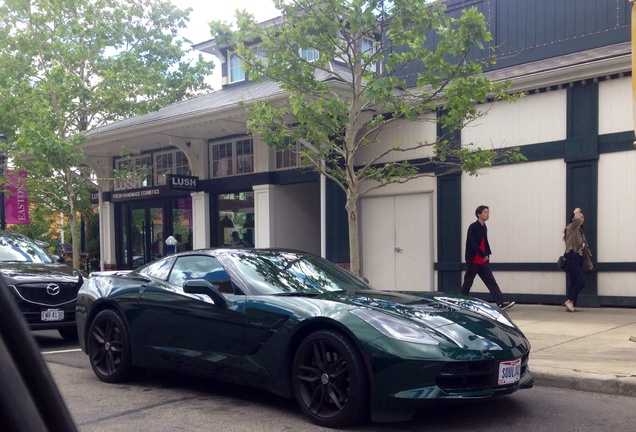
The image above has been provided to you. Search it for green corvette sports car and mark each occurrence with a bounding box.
[76,249,533,428]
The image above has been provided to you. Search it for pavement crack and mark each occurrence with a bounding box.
[76,395,200,427]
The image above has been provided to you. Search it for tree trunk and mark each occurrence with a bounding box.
[69,206,80,270]
[346,194,360,276]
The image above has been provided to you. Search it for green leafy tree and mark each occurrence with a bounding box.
[0,0,213,269]
[211,0,525,275]
[7,205,59,248]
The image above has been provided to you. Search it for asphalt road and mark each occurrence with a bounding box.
[36,330,636,432]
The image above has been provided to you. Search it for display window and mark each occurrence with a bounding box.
[218,192,254,247]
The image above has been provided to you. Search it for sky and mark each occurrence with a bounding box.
[171,0,280,88]
[172,0,279,44]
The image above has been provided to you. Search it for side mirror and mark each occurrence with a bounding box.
[52,254,65,264]
[183,279,231,308]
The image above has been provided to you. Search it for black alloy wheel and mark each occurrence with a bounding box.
[87,309,137,383]
[292,330,369,428]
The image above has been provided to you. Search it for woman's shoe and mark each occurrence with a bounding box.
[564,300,576,312]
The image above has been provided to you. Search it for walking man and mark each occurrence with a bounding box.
[460,205,515,310]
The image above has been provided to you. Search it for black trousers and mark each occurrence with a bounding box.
[460,262,505,306]
[566,251,586,305]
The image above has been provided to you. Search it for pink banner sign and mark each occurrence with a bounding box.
[5,170,29,225]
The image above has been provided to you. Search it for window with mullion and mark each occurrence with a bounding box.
[175,151,191,176]
[229,53,245,83]
[300,48,320,62]
[236,139,254,174]
[210,138,254,178]
[154,152,173,186]
[276,138,307,170]
[212,141,233,177]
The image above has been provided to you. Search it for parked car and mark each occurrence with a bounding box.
[76,248,533,428]
[0,273,77,432]
[0,231,86,340]
[54,242,73,259]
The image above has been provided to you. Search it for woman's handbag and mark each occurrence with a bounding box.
[557,253,569,271]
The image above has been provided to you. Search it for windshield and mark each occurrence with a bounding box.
[0,235,55,264]
[226,251,370,295]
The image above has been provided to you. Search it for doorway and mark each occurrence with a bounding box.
[360,193,433,291]
[122,205,165,269]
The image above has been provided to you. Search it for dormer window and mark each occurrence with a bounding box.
[301,48,320,62]
[361,36,378,73]
[229,52,245,83]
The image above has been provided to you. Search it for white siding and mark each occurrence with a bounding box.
[468,272,565,296]
[462,90,567,148]
[461,159,567,263]
[355,113,437,165]
[597,151,636,262]
[254,136,271,172]
[599,77,633,135]
[598,273,636,297]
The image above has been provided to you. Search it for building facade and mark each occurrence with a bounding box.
[82,0,636,307]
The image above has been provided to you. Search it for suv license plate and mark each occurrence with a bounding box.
[41,309,64,321]
[498,358,521,385]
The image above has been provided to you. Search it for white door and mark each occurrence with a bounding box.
[360,193,433,291]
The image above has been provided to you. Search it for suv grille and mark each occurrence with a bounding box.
[436,352,530,391]
[13,282,80,306]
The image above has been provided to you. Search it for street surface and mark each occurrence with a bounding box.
[36,330,636,432]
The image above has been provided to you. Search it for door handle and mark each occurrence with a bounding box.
[394,247,403,253]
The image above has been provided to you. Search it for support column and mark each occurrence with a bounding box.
[99,200,116,270]
[253,184,276,248]
[191,191,210,249]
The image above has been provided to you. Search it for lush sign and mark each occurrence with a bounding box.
[167,174,198,191]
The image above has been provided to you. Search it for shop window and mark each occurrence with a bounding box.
[173,197,193,253]
[218,192,254,247]
[210,138,254,178]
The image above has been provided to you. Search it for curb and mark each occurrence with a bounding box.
[531,367,636,398]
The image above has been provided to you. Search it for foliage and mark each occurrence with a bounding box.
[210,0,526,275]
[8,205,60,248]
[0,0,214,269]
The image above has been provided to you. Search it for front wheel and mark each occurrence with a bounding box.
[292,330,369,428]
[87,309,139,383]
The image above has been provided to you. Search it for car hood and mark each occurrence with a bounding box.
[328,290,498,325]
[319,290,527,350]
[0,262,84,284]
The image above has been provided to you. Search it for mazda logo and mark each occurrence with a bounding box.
[46,284,61,296]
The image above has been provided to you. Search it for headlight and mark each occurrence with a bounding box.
[350,308,439,345]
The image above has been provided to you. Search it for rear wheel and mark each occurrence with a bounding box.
[292,330,369,428]
[87,309,139,383]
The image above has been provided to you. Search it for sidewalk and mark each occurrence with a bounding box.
[509,304,636,397]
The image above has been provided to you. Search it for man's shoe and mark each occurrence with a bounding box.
[498,301,515,310]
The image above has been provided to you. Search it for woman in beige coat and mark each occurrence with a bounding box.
[563,208,593,312]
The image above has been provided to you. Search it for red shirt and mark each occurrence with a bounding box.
[471,237,487,265]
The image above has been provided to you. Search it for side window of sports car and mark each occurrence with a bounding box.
[142,256,175,281]
[169,255,231,292]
